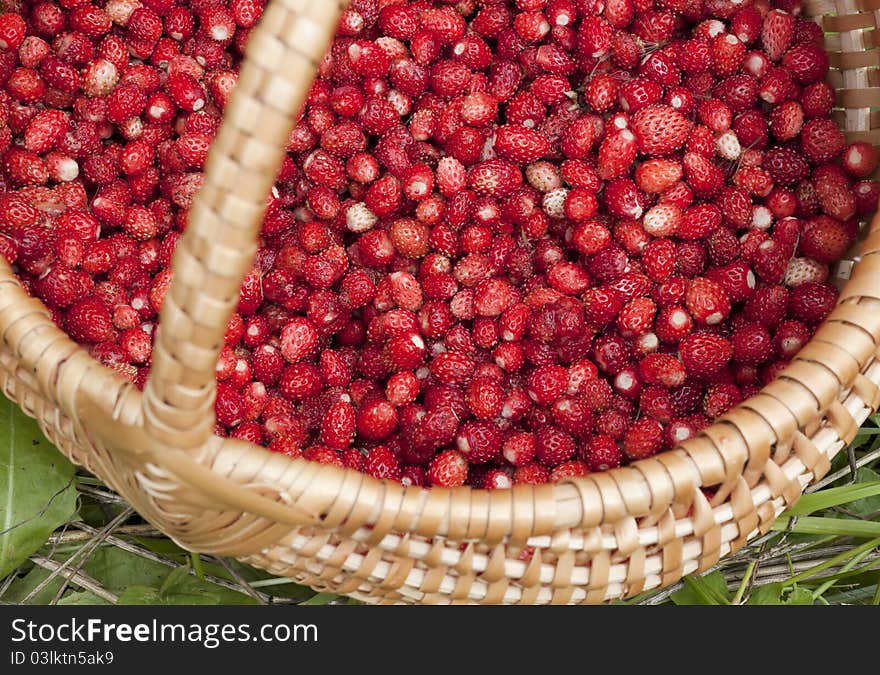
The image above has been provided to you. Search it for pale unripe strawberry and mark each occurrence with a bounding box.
[345,202,377,233]
[81,58,118,96]
[526,160,561,192]
[542,187,568,218]
[715,130,741,161]
[784,257,829,287]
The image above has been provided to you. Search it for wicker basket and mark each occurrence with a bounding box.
[1,0,880,605]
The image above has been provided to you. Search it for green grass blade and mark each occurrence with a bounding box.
[772,516,880,538]
[784,482,880,516]
[786,537,880,585]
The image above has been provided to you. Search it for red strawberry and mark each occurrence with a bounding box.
[320,400,356,450]
[560,115,596,159]
[623,417,664,459]
[65,297,116,344]
[761,10,794,61]
[535,426,576,466]
[712,33,746,76]
[494,124,550,163]
[578,16,613,58]
[603,178,644,219]
[678,203,722,240]
[683,152,724,197]
[763,147,810,186]
[782,42,829,84]
[23,109,68,155]
[769,101,803,140]
[774,320,812,359]
[619,77,663,113]
[732,322,774,365]
[788,282,837,323]
[597,128,637,180]
[427,450,468,487]
[800,215,852,263]
[280,317,318,363]
[679,332,733,378]
[686,277,731,325]
[468,159,522,197]
[631,104,691,156]
[636,158,682,193]
[801,119,846,164]
[639,353,687,387]
[814,174,856,221]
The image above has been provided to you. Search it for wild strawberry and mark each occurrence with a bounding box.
[712,33,746,76]
[788,281,837,323]
[842,141,879,178]
[636,158,682,193]
[685,277,731,325]
[630,104,690,156]
[603,178,643,219]
[799,118,845,164]
[320,400,356,450]
[801,81,835,119]
[468,159,522,197]
[597,128,637,180]
[683,152,724,197]
[800,215,851,263]
[623,417,664,459]
[23,109,67,155]
[762,9,795,61]
[363,446,401,482]
[165,71,205,112]
[583,435,621,471]
[494,124,550,163]
[560,115,596,159]
[456,421,502,464]
[763,147,810,187]
[278,316,319,367]
[703,383,742,417]
[534,426,575,466]
[619,77,663,113]
[782,42,829,84]
[65,297,115,344]
[774,319,811,359]
[3,148,48,186]
[679,332,733,378]
[427,450,468,487]
[640,352,687,388]
[732,321,774,365]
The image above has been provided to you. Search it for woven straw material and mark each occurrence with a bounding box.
[1,0,880,604]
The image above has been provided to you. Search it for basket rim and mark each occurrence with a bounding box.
[0,0,879,559]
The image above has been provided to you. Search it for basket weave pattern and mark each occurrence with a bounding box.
[1,0,880,603]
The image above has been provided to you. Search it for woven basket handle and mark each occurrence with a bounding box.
[142,0,347,448]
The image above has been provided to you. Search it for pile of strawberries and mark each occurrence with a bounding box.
[0,0,875,489]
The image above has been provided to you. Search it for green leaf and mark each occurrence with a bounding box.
[0,566,66,604]
[849,469,880,516]
[748,583,814,605]
[81,547,256,605]
[0,398,78,577]
[158,563,191,595]
[747,582,783,605]
[670,571,730,605]
[783,587,814,605]
[116,585,163,605]
[57,591,112,606]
